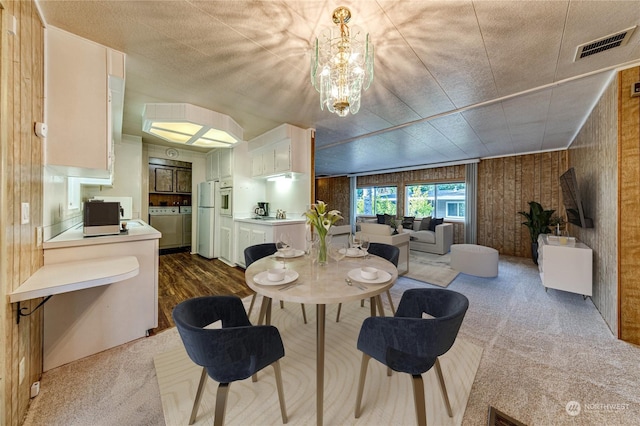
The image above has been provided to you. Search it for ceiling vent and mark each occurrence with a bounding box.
[574,26,636,61]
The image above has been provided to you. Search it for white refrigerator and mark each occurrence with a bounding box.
[197,181,218,258]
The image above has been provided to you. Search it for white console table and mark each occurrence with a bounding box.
[537,234,592,298]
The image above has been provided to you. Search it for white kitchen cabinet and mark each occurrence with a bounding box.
[537,234,593,297]
[249,124,311,178]
[219,148,233,180]
[45,26,125,179]
[206,150,220,182]
[235,219,306,267]
[219,216,234,265]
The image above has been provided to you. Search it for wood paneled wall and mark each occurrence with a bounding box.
[315,176,350,224]
[617,68,640,344]
[0,1,45,424]
[568,76,619,335]
[477,152,568,257]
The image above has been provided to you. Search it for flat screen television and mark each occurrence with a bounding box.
[559,167,593,228]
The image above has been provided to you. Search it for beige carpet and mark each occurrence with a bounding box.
[406,251,459,287]
[154,300,482,426]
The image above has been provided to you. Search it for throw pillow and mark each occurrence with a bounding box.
[419,217,432,231]
[376,214,386,224]
[384,214,394,225]
[428,217,444,231]
[402,216,415,229]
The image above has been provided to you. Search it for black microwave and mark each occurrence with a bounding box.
[83,201,121,236]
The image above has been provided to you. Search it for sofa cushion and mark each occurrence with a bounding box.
[419,217,432,231]
[410,230,436,244]
[401,216,415,229]
[360,223,393,236]
[428,217,444,231]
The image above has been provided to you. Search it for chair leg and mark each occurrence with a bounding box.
[386,290,396,315]
[188,367,208,425]
[280,300,284,309]
[411,374,427,426]
[335,303,342,322]
[247,293,257,318]
[300,303,307,324]
[272,360,288,424]
[435,357,453,417]
[354,353,371,418]
[360,299,365,307]
[214,382,231,426]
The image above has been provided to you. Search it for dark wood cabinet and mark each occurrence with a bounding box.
[149,158,192,194]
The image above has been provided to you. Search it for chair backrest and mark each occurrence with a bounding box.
[396,288,469,357]
[367,242,400,266]
[244,243,277,267]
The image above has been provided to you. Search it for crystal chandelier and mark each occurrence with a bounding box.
[311,6,374,117]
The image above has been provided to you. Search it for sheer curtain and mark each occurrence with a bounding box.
[465,162,478,244]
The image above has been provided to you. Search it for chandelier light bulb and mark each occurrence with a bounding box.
[311,6,374,117]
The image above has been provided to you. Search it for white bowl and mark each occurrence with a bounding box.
[267,268,286,282]
[361,267,378,280]
[347,248,360,256]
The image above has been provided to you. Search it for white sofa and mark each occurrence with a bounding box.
[402,219,453,255]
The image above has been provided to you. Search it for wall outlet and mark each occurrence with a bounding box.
[19,357,25,384]
[36,226,43,247]
[30,381,40,398]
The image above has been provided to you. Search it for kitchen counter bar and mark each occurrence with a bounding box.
[9,256,139,303]
[235,217,306,225]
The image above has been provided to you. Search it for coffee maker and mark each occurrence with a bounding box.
[255,202,269,217]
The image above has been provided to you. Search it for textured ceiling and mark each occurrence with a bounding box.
[36,1,640,176]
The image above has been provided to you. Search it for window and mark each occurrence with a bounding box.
[405,183,466,220]
[356,186,397,216]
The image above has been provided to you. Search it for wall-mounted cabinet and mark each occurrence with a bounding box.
[249,124,310,178]
[206,150,219,181]
[149,158,192,194]
[206,148,233,181]
[45,26,125,179]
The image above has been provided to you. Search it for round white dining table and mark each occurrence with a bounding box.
[245,253,398,426]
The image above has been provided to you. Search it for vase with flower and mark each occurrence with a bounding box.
[303,201,343,266]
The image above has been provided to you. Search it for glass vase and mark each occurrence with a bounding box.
[318,233,328,266]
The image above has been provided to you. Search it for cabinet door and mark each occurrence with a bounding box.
[251,153,264,177]
[220,225,232,262]
[176,169,192,193]
[153,167,174,192]
[274,142,291,173]
[250,228,268,246]
[263,149,276,175]
[237,225,252,265]
[219,149,233,179]
[209,151,220,181]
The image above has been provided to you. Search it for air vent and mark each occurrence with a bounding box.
[575,26,636,61]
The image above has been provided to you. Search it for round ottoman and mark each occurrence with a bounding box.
[450,244,498,278]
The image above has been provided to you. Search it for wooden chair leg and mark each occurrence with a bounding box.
[214,383,231,426]
[189,367,208,425]
[335,303,342,322]
[300,303,307,324]
[411,374,427,426]
[280,300,284,309]
[435,357,453,417]
[354,353,371,418]
[247,293,257,318]
[272,360,288,423]
[386,290,396,315]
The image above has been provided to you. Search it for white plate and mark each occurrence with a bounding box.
[276,249,305,258]
[254,270,299,286]
[348,268,392,284]
[340,248,366,258]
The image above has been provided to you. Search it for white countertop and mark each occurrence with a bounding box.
[43,219,161,249]
[235,217,306,225]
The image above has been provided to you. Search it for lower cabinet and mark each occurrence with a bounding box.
[537,234,593,297]
[219,218,233,265]
[235,220,306,267]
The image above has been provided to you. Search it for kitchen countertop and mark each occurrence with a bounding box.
[235,217,306,225]
[43,219,161,249]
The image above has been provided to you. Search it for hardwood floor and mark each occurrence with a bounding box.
[154,252,252,333]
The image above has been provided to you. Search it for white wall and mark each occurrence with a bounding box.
[265,175,310,218]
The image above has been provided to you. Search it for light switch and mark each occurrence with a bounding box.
[21,203,29,225]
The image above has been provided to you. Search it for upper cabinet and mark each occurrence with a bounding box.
[45,26,125,179]
[149,158,192,194]
[249,124,312,178]
[205,148,233,182]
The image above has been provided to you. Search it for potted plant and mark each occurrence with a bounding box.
[518,201,555,264]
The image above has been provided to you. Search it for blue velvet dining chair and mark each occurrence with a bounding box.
[336,242,400,321]
[172,295,288,426]
[354,288,469,426]
[245,243,307,323]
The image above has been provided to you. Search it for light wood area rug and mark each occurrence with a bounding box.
[154,299,482,426]
[406,251,460,287]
